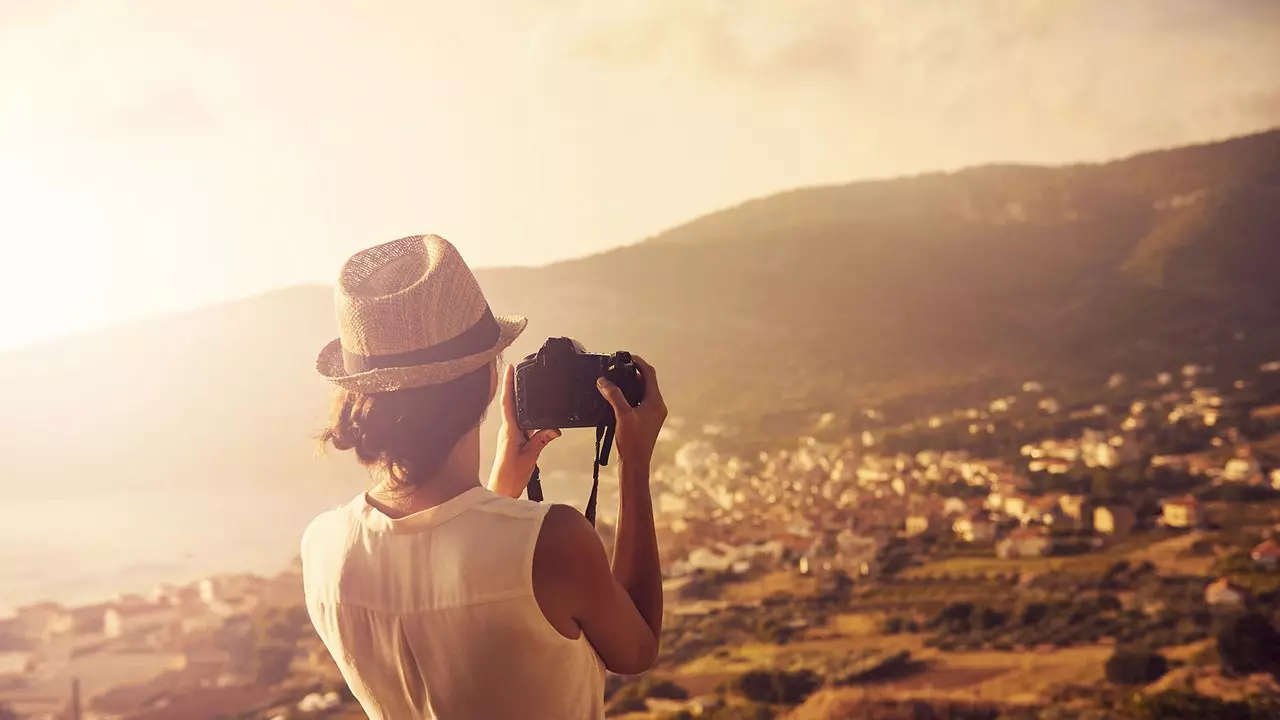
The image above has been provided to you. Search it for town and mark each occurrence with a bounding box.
[4,358,1280,719]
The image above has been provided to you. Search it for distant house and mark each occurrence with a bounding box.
[12,602,69,640]
[904,515,932,538]
[1222,456,1262,483]
[0,650,31,676]
[1029,458,1071,475]
[996,528,1054,559]
[1058,494,1087,523]
[1204,578,1248,608]
[68,603,113,635]
[1161,495,1203,529]
[1094,504,1137,536]
[104,603,178,640]
[953,514,996,543]
[1252,539,1280,570]
[1026,496,1060,526]
[1003,494,1030,520]
[1150,455,1190,471]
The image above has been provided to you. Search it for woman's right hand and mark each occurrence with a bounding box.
[596,355,667,467]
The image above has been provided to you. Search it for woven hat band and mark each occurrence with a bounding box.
[341,306,500,375]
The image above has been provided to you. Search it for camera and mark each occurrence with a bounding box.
[514,338,645,430]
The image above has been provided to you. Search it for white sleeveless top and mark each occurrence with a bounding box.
[301,486,605,719]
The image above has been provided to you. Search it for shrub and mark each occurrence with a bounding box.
[1120,689,1280,720]
[1105,648,1169,685]
[1016,602,1049,626]
[932,601,975,633]
[735,669,821,705]
[610,677,689,710]
[1187,539,1214,556]
[703,704,776,720]
[882,616,904,634]
[970,605,1006,631]
[646,680,690,700]
[1216,612,1280,677]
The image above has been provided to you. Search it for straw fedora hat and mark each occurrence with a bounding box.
[316,235,527,393]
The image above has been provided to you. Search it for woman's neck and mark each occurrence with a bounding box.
[367,428,483,517]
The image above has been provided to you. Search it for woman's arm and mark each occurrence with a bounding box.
[591,358,667,646]
[531,357,668,674]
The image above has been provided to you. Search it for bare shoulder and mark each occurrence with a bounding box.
[536,503,604,568]
[532,504,607,636]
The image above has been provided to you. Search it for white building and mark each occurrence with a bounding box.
[104,603,176,640]
[996,529,1054,559]
[953,515,996,543]
[905,515,931,537]
[1204,578,1247,608]
[1222,456,1262,483]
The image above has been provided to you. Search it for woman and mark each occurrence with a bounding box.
[303,235,666,719]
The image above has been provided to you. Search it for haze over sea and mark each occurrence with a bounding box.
[0,473,593,614]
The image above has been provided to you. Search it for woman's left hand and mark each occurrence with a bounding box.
[489,364,560,498]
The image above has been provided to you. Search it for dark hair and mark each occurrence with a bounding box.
[320,362,495,485]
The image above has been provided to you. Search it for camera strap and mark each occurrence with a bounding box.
[524,422,616,527]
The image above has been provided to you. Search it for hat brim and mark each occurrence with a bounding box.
[316,314,527,393]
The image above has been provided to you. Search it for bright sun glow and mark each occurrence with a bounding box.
[0,166,115,349]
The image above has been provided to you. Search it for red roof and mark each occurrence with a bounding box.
[1252,540,1280,558]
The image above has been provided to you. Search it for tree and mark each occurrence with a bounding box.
[1217,612,1280,677]
[1016,602,1049,627]
[1105,648,1169,685]
[1090,468,1114,501]
[735,669,820,705]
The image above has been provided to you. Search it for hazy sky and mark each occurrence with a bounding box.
[1,0,1278,348]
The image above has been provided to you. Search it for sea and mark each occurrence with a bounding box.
[0,471,603,615]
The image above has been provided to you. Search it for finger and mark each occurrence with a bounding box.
[501,364,517,424]
[631,355,663,402]
[597,377,634,420]
[523,428,561,455]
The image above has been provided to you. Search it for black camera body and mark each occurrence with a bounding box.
[514,338,645,430]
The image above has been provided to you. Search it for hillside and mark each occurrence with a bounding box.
[1,129,1278,602]
[479,128,1280,423]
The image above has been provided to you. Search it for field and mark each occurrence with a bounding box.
[898,535,1159,581]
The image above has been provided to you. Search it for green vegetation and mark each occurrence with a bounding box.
[1105,648,1169,685]
[733,669,821,705]
[1216,612,1280,678]
[607,676,690,716]
[1118,689,1280,720]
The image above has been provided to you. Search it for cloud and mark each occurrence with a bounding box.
[534,0,866,87]
[528,0,1280,162]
